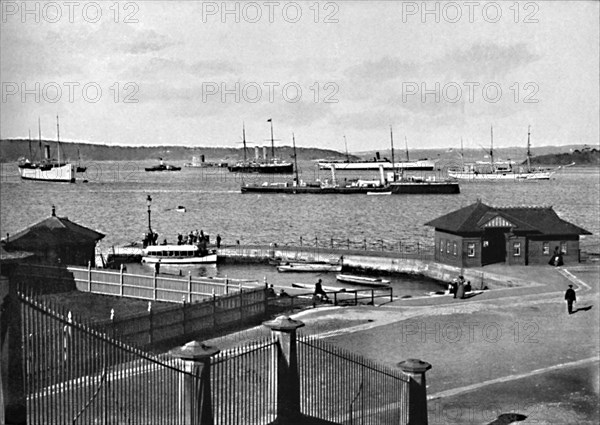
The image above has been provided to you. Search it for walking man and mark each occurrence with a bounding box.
[314,279,329,302]
[564,284,576,314]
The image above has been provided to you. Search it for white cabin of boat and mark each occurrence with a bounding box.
[142,244,217,263]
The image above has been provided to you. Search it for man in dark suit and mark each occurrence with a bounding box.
[564,285,576,314]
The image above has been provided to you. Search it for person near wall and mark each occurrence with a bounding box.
[549,246,564,266]
[155,259,161,275]
[564,284,576,314]
[216,234,221,248]
[314,279,329,301]
[456,281,466,299]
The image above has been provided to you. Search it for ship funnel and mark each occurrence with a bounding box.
[254,146,259,160]
[263,146,267,161]
[201,154,205,163]
[379,164,386,185]
[44,144,50,159]
[376,152,381,160]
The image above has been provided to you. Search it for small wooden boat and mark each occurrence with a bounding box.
[176,206,186,213]
[336,274,390,286]
[367,191,392,196]
[277,263,342,273]
[425,290,483,297]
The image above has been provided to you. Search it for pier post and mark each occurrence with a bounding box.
[263,316,305,424]
[171,341,220,425]
[148,301,153,345]
[119,264,124,296]
[87,261,92,292]
[188,272,192,302]
[398,359,432,425]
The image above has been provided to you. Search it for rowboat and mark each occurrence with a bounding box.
[367,191,392,196]
[336,274,390,286]
[425,290,483,297]
[277,263,342,272]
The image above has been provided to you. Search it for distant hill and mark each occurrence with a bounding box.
[526,146,600,166]
[0,139,357,163]
[2,138,597,167]
[356,144,600,166]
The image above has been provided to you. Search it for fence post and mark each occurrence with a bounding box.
[148,301,153,345]
[153,272,158,301]
[171,341,220,425]
[119,264,124,296]
[398,359,432,425]
[263,316,305,423]
[88,261,92,292]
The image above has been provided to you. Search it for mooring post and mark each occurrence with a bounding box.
[171,341,220,425]
[263,315,305,424]
[398,359,432,425]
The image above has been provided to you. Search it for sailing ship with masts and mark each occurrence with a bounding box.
[227,119,294,174]
[448,126,557,181]
[18,116,75,183]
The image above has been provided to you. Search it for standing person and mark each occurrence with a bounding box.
[216,234,221,249]
[456,281,466,299]
[154,259,161,275]
[314,279,329,301]
[564,285,576,314]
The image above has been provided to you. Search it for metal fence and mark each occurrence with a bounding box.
[19,291,193,424]
[211,338,277,424]
[298,334,410,424]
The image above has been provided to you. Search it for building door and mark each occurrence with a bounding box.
[481,229,508,265]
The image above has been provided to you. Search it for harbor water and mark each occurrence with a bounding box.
[1,161,598,297]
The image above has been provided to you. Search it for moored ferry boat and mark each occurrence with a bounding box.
[141,244,217,264]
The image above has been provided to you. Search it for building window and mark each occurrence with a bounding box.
[513,242,521,256]
[543,242,550,255]
[483,240,489,248]
[440,239,444,253]
[446,241,451,254]
[453,242,457,256]
[467,243,475,257]
[560,242,567,254]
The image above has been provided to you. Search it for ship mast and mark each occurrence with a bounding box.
[292,133,299,183]
[343,135,349,162]
[242,123,247,163]
[56,115,61,165]
[490,125,494,170]
[38,117,42,163]
[269,119,275,159]
[28,129,32,159]
[526,125,532,171]
[390,125,396,181]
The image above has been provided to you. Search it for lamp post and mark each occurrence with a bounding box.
[146,195,153,235]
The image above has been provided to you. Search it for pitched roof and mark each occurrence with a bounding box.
[425,201,592,236]
[2,208,105,250]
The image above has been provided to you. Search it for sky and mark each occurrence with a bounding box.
[1,1,599,152]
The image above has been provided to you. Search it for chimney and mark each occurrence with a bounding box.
[52,205,56,216]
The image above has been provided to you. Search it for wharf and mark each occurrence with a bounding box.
[218,244,527,289]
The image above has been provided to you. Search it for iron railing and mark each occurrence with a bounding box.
[211,338,277,424]
[20,291,193,424]
[298,334,410,424]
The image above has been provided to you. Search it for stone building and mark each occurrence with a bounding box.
[425,200,591,267]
